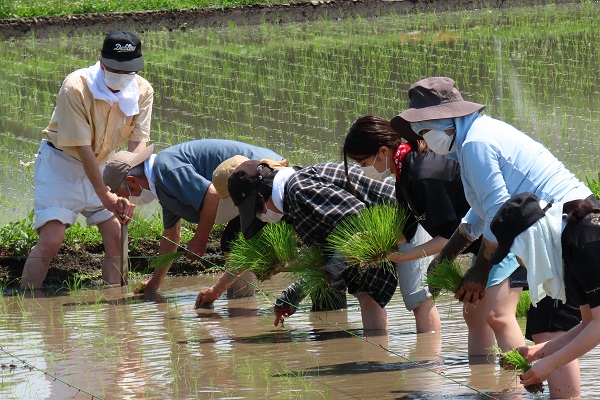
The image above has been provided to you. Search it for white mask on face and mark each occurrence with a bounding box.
[423,129,456,155]
[103,70,136,91]
[256,208,284,223]
[129,189,156,206]
[361,152,393,181]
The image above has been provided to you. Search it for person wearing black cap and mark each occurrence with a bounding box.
[391,77,595,397]
[228,160,399,331]
[490,193,600,389]
[20,31,153,290]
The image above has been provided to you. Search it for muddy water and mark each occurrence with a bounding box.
[2,274,599,399]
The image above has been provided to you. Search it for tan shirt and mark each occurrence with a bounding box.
[44,68,153,163]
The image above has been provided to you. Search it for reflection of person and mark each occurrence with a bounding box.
[390,77,592,397]
[21,31,151,289]
[102,139,284,293]
[490,193,600,389]
[228,159,399,332]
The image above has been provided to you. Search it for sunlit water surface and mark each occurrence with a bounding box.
[1,274,600,399]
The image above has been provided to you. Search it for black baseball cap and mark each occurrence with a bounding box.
[490,192,553,264]
[100,31,144,72]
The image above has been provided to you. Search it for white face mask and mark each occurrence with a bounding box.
[361,153,393,181]
[423,129,456,155]
[256,208,284,223]
[129,189,156,206]
[103,70,136,91]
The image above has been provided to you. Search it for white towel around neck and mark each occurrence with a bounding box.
[511,200,565,306]
[86,61,140,116]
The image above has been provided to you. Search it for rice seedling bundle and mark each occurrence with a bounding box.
[326,203,408,269]
[491,347,544,394]
[149,250,188,272]
[287,245,344,311]
[227,222,299,281]
[426,259,464,297]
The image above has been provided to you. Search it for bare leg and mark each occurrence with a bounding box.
[20,220,66,289]
[358,294,388,332]
[413,298,441,333]
[463,298,496,355]
[485,280,525,350]
[226,270,256,298]
[532,331,581,399]
[97,217,122,286]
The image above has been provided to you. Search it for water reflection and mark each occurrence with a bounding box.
[2,274,600,399]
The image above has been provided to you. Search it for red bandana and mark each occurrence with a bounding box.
[393,143,412,179]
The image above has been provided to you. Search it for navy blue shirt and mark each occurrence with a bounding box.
[153,139,282,229]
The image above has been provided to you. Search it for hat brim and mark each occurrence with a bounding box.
[489,242,512,265]
[236,189,266,239]
[390,101,486,141]
[214,196,239,225]
[101,55,144,72]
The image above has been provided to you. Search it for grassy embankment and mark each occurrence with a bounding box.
[0,0,294,19]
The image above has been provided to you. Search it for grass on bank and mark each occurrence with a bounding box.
[0,0,298,19]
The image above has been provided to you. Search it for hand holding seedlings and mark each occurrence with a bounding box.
[493,347,544,394]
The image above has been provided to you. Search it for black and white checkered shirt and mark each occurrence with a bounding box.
[283,162,398,307]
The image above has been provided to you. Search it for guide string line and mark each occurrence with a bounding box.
[0,345,103,400]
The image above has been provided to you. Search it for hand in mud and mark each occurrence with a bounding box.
[274,304,296,327]
[195,287,221,309]
[454,280,485,304]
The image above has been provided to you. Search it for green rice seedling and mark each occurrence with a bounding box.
[516,290,530,318]
[327,203,408,270]
[586,173,600,200]
[287,245,344,311]
[227,222,299,281]
[426,259,464,297]
[491,346,544,394]
[148,251,188,271]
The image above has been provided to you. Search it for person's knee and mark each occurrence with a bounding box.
[35,222,66,255]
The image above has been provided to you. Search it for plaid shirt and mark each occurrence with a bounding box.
[283,162,398,307]
[284,162,396,245]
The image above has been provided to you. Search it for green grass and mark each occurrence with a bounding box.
[0,0,299,19]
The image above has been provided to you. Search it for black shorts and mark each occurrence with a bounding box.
[509,266,528,288]
[525,293,581,341]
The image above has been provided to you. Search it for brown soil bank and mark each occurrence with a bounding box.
[0,0,581,39]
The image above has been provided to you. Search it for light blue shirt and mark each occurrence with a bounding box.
[452,115,591,242]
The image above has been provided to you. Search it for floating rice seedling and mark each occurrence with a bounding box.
[227,222,299,281]
[425,259,464,297]
[491,346,544,394]
[326,203,408,270]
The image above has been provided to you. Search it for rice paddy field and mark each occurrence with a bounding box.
[2,2,600,399]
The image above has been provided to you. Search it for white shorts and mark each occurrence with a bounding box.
[33,140,113,233]
[395,223,434,311]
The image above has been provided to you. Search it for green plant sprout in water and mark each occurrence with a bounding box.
[491,346,544,394]
[227,222,299,281]
[516,290,530,318]
[326,203,408,270]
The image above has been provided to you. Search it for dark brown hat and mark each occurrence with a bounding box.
[103,144,155,192]
[390,77,486,141]
[228,159,286,239]
[489,192,553,264]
